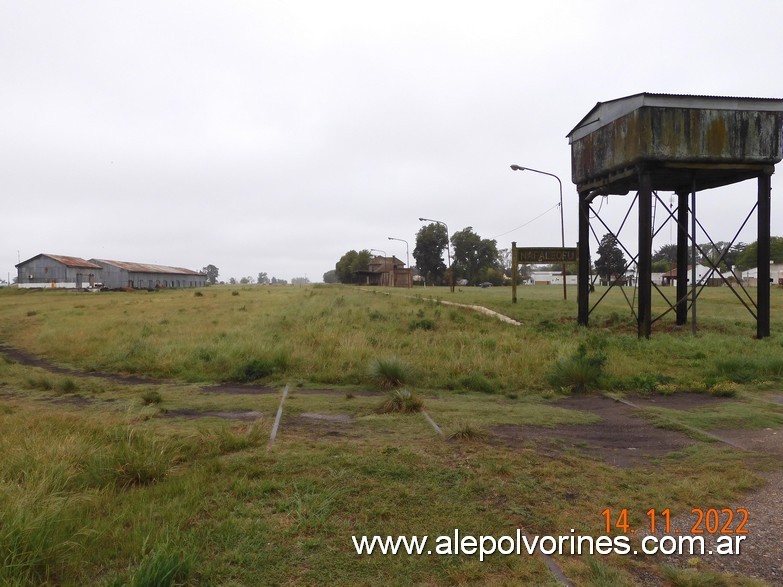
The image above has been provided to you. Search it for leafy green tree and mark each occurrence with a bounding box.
[335,249,371,284]
[698,241,745,272]
[413,223,448,285]
[735,237,783,271]
[201,264,219,285]
[651,260,670,273]
[322,269,339,283]
[594,233,627,282]
[257,272,270,285]
[450,227,500,285]
[652,244,677,271]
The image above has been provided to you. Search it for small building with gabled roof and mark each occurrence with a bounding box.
[16,254,102,288]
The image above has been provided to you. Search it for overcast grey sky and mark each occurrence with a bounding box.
[3,0,783,283]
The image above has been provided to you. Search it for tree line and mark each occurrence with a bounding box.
[589,235,783,283]
[328,224,513,286]
[200,265,308,286]
[328,227,783,286]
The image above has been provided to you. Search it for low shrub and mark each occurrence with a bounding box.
[459,372,496,394]
[141,390,162,405]
[408,318,435,331]
[547,344,606,393]
[229,351,289,383]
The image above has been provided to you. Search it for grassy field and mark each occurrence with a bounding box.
[0,284,782,585]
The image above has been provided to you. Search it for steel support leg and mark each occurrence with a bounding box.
[638,172,653,338]
[676,191,689,325]
[758,172,771,338]
[577,191,591,326]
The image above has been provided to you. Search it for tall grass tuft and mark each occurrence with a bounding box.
[377,388,423,414]
[459,372,496,394]
[369,357,412,390]
[55,378,78,394]
[141,390,162,405]
[0,488,82,585]
[83,428,174,489]
[448,421,487,441]
[547,343,606,393]
[586,556,633,586]
[128,538,194,587]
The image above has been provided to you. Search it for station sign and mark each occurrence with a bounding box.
[515,247,578,263]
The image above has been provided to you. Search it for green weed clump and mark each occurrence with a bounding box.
[547,343,606,393]
[712,356,783,383]
[378,389,423,414]
[369,357,412,390]
[25,375,53,391]
[408,318,435,331]
[229,351,289,383]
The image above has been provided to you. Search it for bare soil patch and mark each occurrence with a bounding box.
[0,344,165,385]
[280,413,357,440]
[300,412,353,422]
[163,409,263,421]
[628,391,725,410]
[492,395,696,468]
[201,384,277,395]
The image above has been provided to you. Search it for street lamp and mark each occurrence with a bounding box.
[388,237,411,288]
[418,217,454,292]
[510,165,567,301]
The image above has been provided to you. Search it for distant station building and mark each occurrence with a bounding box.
[16,253,206,289]
[356,256,412,287]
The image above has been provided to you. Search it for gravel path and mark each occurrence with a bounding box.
[643,414,783,585]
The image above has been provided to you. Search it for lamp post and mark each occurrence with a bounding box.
[388,237,411,288]
[418,217,454,292]
[370,248,389,287]
[510,165,567,301]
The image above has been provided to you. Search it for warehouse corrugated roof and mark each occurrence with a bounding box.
[92,259,204,275]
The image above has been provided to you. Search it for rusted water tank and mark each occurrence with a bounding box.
[568,93,783,194]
